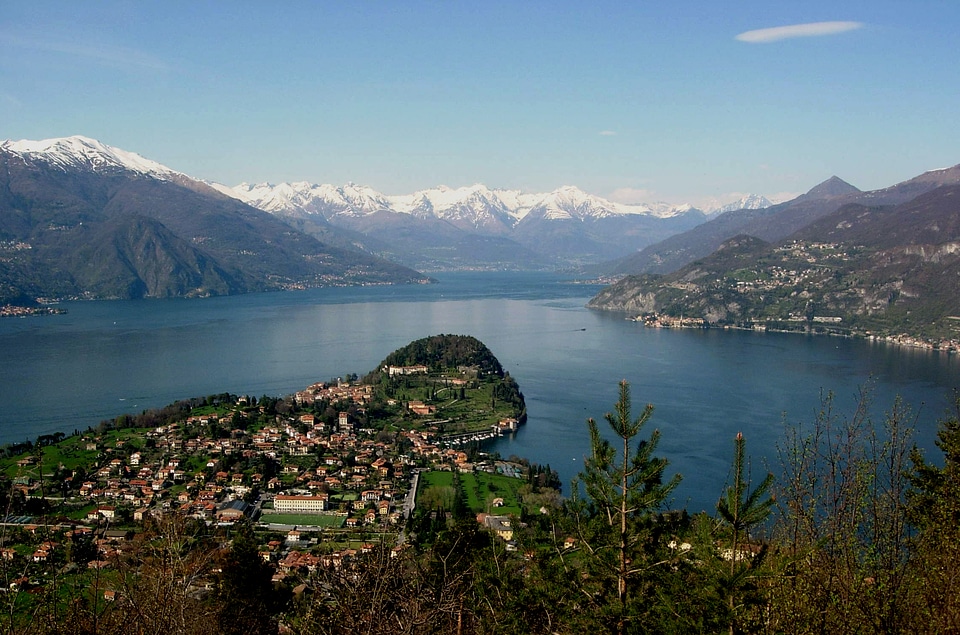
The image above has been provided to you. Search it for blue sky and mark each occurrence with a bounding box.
[2,1,958,207]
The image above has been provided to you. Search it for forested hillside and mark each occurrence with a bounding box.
[373,334,505,377]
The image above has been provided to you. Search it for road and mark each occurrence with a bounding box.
[397,469,421,544]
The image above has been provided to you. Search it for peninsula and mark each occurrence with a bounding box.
[0,335,544,619]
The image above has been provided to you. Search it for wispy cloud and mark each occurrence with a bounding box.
[0,92,23,108]
[599,130,616,136]
[0,30,169,72]
[735,21,863,44]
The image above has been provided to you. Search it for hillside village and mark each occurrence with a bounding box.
[1,357,531,599]
[609,238,960,352]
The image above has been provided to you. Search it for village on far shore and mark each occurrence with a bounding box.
[633,311,960,352]
[0,336,551,597]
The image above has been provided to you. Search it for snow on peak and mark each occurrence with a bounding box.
[215,180,707,225]
[225,181,392,218]
[388,183,516,222]
[0,135,778,229]
[1,135,183,180]
[698,194,774,215]
[716,194,773,213]
[530,186,691,221]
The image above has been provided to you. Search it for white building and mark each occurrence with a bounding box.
[274,494,328,513]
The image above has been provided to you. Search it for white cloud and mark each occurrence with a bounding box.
[609,187,655,204]
[599,130,616,136]
[735,21,863,44]
[0,92,22,108]
[0,30,169,72]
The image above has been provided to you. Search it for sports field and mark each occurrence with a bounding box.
[260,513,345,527]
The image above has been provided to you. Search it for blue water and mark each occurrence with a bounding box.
[2,271,959,512]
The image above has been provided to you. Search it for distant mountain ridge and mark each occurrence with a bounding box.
[1,135,780,274]
[219,181,704,224]
[608,167,960,276]
[588,177,960,341]
[215,181,731,269]
[0,137,429,305]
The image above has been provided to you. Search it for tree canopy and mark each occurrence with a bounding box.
[375,334,505,377]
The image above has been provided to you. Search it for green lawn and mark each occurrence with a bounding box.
[419,471,454,489]
[417,470,523,516]
[60,503,98,521]
[461,472,523,516]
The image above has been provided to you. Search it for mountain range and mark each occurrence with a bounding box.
[0,136,430,304]
[606,166,960,277]
[588,167,960,340]
[212,181,727,270]
[0,135,764,306]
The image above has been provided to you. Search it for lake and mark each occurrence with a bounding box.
[3,271,959,512]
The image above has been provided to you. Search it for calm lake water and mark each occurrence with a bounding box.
[3,271,959,512]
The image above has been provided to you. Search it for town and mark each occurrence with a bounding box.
[0,338,543,612]
[630,239,960,352]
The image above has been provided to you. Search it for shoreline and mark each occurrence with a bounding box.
[631,313,960,354]
[0,304,66,318]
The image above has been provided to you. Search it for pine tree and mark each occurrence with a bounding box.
[568,380,681,634]
[213,524,285,635]
[716,432,774,635]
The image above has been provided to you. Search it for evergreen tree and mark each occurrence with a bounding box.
[716,432,774,635]
[213,524,286,635]
[567,380,681,634]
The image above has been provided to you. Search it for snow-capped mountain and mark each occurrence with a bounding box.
[0,135,185,181]
[218,180,700,227]
[1,135,773,228]
[221,181,395,218]
[711,194,773,214]
[214,180,716,266]
[387,184,523,233]
[519,185,693,223]
[0,136,428,303]
[0,135,720,270]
